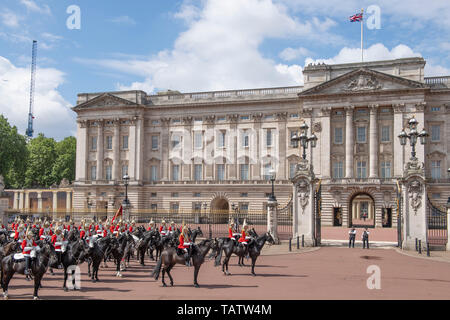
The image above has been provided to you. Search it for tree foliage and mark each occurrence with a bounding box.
[0,115,28,188]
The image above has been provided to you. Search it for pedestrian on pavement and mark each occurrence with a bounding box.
[348,228,356,248]
[362,228,370,249]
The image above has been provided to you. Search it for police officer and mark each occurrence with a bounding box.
[348,228,356,248]
[362,228,370,249]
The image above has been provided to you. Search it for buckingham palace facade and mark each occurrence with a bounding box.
[72,57,450,228]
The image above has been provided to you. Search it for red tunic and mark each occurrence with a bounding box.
[14,231,25,241]
[39,227,53,239]
[129,226,134,233]
[228,227,234,239]
[51,234,65,251]
[159,226,168,236]
[21,238,37,256]
[238,230,249,243]
[178,233,191,249]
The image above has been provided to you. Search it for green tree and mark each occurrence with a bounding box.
[51,136,76,184]
[0,115,28,188]
[24,133,57,188]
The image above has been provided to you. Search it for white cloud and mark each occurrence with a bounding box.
[20,0,51,15]
[0,9,21,28]
[0,56,75,140]
[304,43,422,65]
[109,16,137,26]
[78,0,343,93]
[279,47,310,61]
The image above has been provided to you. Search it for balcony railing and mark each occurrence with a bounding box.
[425,76,450,86]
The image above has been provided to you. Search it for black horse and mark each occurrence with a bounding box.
[136,230,158,265]
[48,239,87,291]
[152,239,213,288]
[216,231,275,276]
[110,233,129,277]
[1,240,55,300]
[86,236,113,282]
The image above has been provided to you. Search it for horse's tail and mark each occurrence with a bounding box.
[152,257,162,280]
[214,245,223,267]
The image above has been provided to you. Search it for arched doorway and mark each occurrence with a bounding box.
[349,193,375,227]
[210,197,230,224]
[210,197,229,212]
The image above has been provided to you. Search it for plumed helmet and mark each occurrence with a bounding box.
[84,223,89,228]
[242,219,248,229]
[182,225,189,233]
[18,224,24,231]
[170,221,175,225]
[131,220,136,224]
[149,219,154,225]
[229,220,235,226]
[44,221,50,227]
[161,220,166,225]
[27,231,33,237]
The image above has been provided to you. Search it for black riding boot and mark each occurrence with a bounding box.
[184,250,190,267]
[25,256,31,280]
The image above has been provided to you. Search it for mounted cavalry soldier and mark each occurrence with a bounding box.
[51,226,66,268]
[39,221,53,240]
[95,220,104,237]
[129,220,136,233]
[67,220,75,231]
[147,219,156,232]
[238,220,252,258]
[228,220,240,242]
[14,224,26,243]
[159,220,169,236]
[178,223,192,266]
[22,231,38,277]
[169,221,179,235]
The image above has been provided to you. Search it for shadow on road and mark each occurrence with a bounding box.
[171,284,259,289]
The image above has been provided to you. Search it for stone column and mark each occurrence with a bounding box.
[52,191,58,214]
[75,119,88,182]
[24,192,30,212]
[96,120,104,181]
[18,191,24,210]
[135,116,145,183]
[345,106,354,178]
[276,112,288,180]
[13,192,18,210]
[129,117,137,180]
[66,191,72,212]
[160,117,171,181]
[252,113,263,180]
[369,105,379,178]
[267,199,279,244]
[37,192,43,213]
[320,107,331,179]
[112,119,120,181]
[393,104,405,177]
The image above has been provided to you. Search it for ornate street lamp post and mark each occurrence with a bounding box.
[291,122,318,160]
[398,117,428,161]
[123,174,130,220]
[268,169,277,202]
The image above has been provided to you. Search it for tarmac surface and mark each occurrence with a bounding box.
[2,243,450,300]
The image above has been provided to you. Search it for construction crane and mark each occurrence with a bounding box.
[25,40,37,138]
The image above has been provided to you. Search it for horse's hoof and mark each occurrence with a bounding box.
[64,287,68,292]
[194,283,200,288]
[3,295,8,300]
[252,273,256,276]
[33,296,39,300]
[162,283,167,287]
[170,282,174,287]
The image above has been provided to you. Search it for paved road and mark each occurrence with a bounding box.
[3,247,450,300]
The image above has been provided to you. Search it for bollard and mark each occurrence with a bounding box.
[302,234,304,247]
[289,238,292,252]
[427,243,430,257]
[418,240,422,254]
[415,238,418,251]
[297,236,299,249]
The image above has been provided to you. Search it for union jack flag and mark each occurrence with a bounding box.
[349,12,363,22]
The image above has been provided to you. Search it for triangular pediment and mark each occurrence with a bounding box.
[73,93,137,110]
[299,68,426,96]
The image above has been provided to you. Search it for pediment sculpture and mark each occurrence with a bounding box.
[345,75,383,91]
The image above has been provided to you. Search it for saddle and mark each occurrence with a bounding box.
[13,253,25,262]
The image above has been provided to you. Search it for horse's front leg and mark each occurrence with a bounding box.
[33,274,42,300]
[193,265,200,288]
[251,256,257,276]
[2,271,14,300]
[63,268,68,291]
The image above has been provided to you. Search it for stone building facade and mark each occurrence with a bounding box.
[72,57,450,228]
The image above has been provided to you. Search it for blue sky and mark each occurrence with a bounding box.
[1,0,449,140]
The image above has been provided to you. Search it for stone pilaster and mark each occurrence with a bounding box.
[96,119,104,181]
[267,199,279,244]
[75,119,88,182]
[160,117,171,181]
[393,104,405,177]
[37,191,43,213]
[320,107,331,179]
[276,112,288,180]
[112,118,120,181]
[369,104,379,178]
[345,106,354,178]
[52,191,58,213]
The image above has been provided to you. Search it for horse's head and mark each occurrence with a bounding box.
[196,226,203,237]
[266,231,276,245]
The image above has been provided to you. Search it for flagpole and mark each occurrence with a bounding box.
[361,8,364,62]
